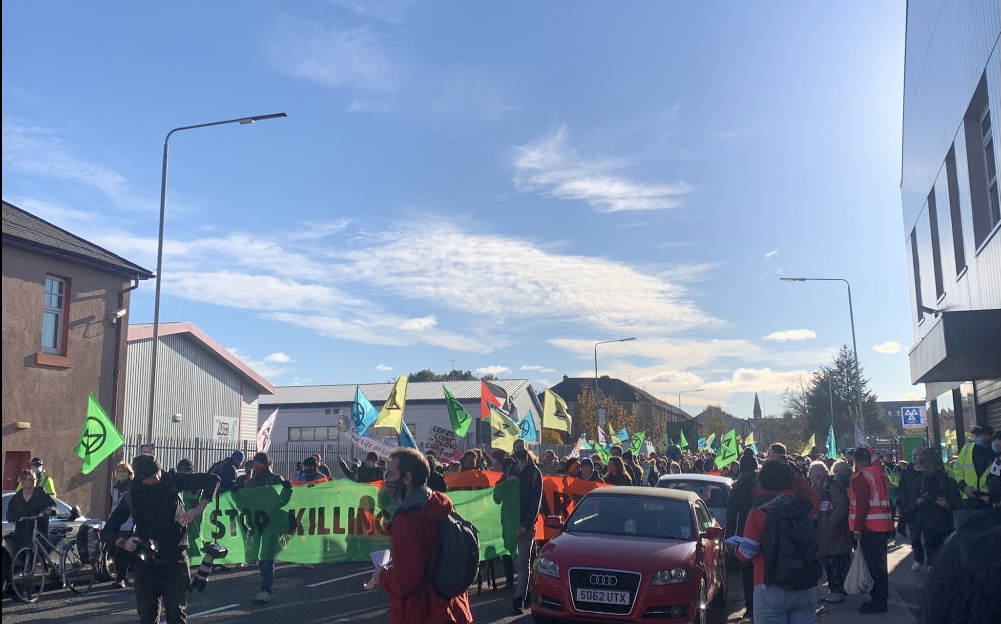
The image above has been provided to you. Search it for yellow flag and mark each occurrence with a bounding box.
[489,405,520,452]
[542,389,572,432]
[608,421,620,445]
[745,431,754,447]
[705,432,716,449]
[374,375,408,432]
[800,433,816,456]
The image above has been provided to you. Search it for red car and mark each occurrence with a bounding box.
[530,486,727,624]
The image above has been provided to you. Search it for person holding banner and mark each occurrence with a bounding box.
[510,448,543,615]
[372,448,473,624]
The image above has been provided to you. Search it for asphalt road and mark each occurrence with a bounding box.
[1,561,746,624]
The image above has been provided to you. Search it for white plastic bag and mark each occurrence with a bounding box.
[845,547,873,595]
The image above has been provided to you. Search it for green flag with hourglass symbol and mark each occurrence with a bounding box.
[74,393,124,475]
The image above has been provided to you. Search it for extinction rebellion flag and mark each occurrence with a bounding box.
[74,393,124,475]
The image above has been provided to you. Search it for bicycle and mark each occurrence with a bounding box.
[9,516,96,602]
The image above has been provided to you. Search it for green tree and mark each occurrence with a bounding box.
[702,405,730,441]
[407,369,497,382]
[575,384,636,445]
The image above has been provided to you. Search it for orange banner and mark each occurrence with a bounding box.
[443,470,609,540]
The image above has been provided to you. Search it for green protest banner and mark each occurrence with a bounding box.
[191,478,520,565]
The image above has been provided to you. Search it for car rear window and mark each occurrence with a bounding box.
[656,479,729,508]
[565,495,696,541]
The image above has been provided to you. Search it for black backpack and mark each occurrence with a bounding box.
[431,511,480,598]
[759,495,823,591]
[206,458,229,477]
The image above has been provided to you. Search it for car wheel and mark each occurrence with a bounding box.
[709,561,727,608]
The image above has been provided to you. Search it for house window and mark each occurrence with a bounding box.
[41,276,68,354]
[981,107,999,233]
[945,146,966,275]
[927,189,944,299]
[288,426,337,441]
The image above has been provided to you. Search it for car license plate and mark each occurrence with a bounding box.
[576,588,630,604]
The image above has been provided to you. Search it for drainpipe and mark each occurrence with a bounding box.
[111,277,141,430]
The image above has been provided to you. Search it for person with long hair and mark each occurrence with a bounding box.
[110,461,135,587]
[809,460,851,603]
[604,456,633,486]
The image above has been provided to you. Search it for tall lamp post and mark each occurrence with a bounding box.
[780,277,866,431]
[594,338,636,423]
[678,388,704,415]
[146,113,288,444]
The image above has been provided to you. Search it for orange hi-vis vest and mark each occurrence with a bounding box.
[848,464,894,533]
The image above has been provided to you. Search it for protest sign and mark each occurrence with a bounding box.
[424,425,459,460]
[345,428,399,460]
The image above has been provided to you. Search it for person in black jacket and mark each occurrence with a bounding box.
[725,449,758,619]
[338,452,384,483]
[425,452,448,493]
[510,448,543,615]
[7,469,57,551]
[909,448,962,566]
[101,455,219,624]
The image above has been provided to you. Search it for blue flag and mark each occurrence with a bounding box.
[352,386,379,436]
[826,423,837,458]
[398,422,419,448]
[617,427,629,444]
[518,410,539,442]
[697,436,706,450]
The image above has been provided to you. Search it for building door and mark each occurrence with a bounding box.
[3,450,31,490]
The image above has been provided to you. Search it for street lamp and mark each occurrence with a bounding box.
[146,113,288,444]
[677,388,704,415]
[780,276,866,431]
[594,338,636,422]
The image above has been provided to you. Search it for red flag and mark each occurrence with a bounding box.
[481,380,502,420]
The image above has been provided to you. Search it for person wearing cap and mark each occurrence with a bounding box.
[579,457,604,482]
[236,452,293,604]
[848,447,894,614]
[337,452,383,483]
[291,456,330,485]
[214,450,245,493]
[955,424,997,510]
[310,453,332,479]
[101,455,219,624]
[16,457,57,497]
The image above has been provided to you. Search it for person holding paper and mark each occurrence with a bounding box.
[369,448,472,624]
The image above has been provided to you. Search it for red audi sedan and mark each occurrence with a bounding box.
[530,487,727,624]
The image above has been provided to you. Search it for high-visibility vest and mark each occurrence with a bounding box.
[955,442,989,497]
[848,464,894,532]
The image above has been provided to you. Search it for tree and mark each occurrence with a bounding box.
[574,384,636,446]
[782,345,888,448]
[407,369,497,382]
[702,405,730,441]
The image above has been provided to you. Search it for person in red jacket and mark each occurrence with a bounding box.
[767,443,821,519]
[372,448,473,624]
[849,447,894,614]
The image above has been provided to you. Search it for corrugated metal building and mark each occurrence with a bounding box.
[258,380,540,451]
[124,322,275,445]
[900,0,1001,441]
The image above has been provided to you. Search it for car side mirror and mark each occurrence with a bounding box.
[703,526,724,540]
[70,506,83,520]
[544,515,563,529]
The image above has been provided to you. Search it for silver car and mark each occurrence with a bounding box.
[654,474,733,529]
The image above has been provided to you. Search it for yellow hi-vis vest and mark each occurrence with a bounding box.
[955,442,989,497]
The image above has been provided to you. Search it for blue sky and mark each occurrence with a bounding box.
[2,1,918,417]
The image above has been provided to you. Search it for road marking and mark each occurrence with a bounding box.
[306,569,372,588]
[160,603,240,623]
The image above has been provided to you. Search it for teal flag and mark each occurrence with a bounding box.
[580,439,593,451]
[518,411,539,441]
[398,423,418,448]
[617,428,629,443]
[192,479,521,565]
[697,436,706,450]
[352,387,379,436]
[826,424,837,458]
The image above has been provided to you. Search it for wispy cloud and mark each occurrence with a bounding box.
[764,329,816,342]
[475,365,511,376]
[873,341,902,354]
[375,363,394,371]
[264,352,293,364]
[521,365,555,373]
[764,248,779,259]
[513,126,694,212]
[703,368,812,394]
[635,369,704,386]
[226,346,294,379]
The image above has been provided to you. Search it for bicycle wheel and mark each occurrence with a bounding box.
[62,542,95,594]
[11,547,45,603]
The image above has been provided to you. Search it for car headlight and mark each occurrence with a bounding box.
[651,568,689,585]
[534,557,560,578]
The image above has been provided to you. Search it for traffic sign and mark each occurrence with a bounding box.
[900,406,927,429]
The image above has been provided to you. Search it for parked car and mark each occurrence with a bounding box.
[531,486,727,624]
[655,474,732,530]
[2,491,105,592]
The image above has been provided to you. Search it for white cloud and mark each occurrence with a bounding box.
[400,315,437,331]
[703,368,812,394]
[521,365,556,373]
[635,370,704,386]
[764,248,779,259]
[475,365,511,376]
[873,341,902,354]
[226,347,293,379]
[513,126,693,212]
[263,352,293,364]
[763,329,816,342]
[375,363,394,371]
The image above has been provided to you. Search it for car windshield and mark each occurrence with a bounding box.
[564,495,695,541]
[656,479,729,508]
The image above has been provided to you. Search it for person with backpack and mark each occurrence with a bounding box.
[736,458,823,624]
[510,448,543,615]
[208,450,244,493]
[370,448,473,624]
[848,447,894,614]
